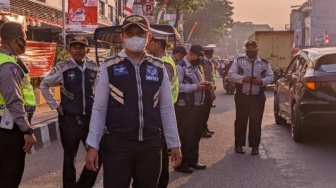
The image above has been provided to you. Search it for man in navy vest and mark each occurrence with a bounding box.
[175,45,212,173]
[85,15,182,188]
[228,40,273,155]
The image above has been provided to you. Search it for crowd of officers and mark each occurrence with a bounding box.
[0,14,273,188]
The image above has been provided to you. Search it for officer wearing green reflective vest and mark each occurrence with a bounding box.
[199,45,218,138]
[0,22,36,188]
[0,54,36,110]
[146,28,179,188]
[146,29,179,104]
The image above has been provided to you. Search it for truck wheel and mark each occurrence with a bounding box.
[291,103,305,142]
[274,96,286,125]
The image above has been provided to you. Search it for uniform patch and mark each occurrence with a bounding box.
[258,63,265,69]
[10,66,18,76]
[67,71,76,80]
[242,60,247,66]
[90,71,96,79]
[113,65,128,76]
[49,67,57,75]
[146,65,159,81]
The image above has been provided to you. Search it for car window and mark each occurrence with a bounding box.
[297,57,308,72]
[317,54,336,72]
[286,56,300,75]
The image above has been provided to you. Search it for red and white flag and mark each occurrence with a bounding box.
[291,40,296,54]
[124,0,134,16]
[325,35,331,44]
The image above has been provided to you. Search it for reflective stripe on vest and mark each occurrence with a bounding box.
[0,53,36,112]
[161,56,179,104]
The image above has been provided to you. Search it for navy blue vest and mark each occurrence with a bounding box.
[105,56,164,141]
[61,61,97,116]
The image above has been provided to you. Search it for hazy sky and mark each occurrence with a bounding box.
[231,0,306,30]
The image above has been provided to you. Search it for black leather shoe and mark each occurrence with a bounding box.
[235,146,245,154]
[201,131,212,138]
[175,165,194,174]
[211,103,216,108]
[190,163,207,170]
[251,147,259,155]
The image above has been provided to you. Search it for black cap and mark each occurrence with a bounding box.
[189,45,204,57]
[122,15,150,31]
[172,46,187,55]
[245,40,258,48]
[69,36,89,47]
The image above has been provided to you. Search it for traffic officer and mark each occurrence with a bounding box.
[171,45,187,64]
[85,15,182,188]
[40,36,100,188]
[0,21,37,188]
[200,45,217,138]
[228,40,273,155]
[146,29,179,188]
[175,45,211,173]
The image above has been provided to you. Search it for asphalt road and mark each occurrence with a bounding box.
[20,79,336,188]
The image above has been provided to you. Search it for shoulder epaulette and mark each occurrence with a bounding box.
[104,54,125,68]
[145,55,164,69]
[260,59,269,64]
[237,56,246,60]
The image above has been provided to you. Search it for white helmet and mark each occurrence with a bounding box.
[228,55,235,62]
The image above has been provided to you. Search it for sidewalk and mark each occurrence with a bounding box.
[30,103,59,153]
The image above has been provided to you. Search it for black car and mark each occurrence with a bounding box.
[273,47,336,142]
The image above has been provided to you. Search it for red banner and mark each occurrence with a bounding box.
[67,0,98,32]
[20,41,57,78]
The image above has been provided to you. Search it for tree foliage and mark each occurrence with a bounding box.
[184,0,234,45]
[156,0,206,27]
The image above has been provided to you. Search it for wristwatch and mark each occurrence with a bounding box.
[23,128,34,135]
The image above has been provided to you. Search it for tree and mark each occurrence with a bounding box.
[184,0,234,44]
[156,0,206,27]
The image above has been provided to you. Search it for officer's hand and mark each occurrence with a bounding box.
[196,83,207,91]
[56,106,64,116]
[23,134,36,153]
[252,77,263,85]
[169,147,182,168]
[86,148,99,172]
[242,76,253,83]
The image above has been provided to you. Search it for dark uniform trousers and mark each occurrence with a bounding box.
[102,135,162,188]
[58,113,101,188]
[175,105,203,166]
[0,124,26,188]
[234,93,266,147]
[158,136,169,188]
[202,89,213,131]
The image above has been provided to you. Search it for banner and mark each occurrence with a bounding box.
[20,41,57,78]
[0,0,10,9]
[87,47,111,63]
[67,0,98,32]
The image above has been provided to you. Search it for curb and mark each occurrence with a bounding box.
[30,118,60,153]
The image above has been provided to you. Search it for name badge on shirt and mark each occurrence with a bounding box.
[113,65,128,76]
[146,65,159,82]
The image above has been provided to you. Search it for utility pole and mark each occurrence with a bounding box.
[61,0,66,49]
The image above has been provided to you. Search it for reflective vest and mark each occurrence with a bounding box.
[161,56,179,104]
[0,53,36,112]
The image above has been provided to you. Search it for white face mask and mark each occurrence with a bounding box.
[124,36,147,52]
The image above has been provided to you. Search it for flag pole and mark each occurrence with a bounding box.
[186,22,198,44]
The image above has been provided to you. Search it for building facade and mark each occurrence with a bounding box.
[290,0,336,47]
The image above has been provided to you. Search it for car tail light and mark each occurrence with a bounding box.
[306,81,316,91]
